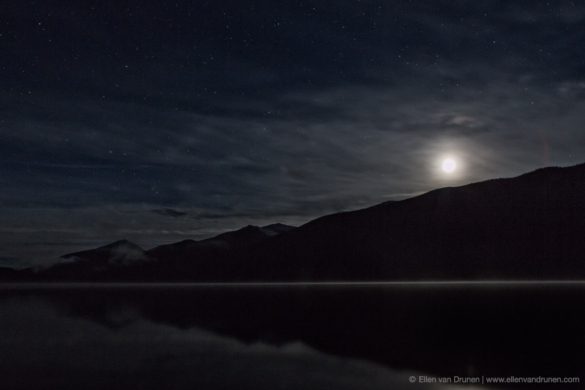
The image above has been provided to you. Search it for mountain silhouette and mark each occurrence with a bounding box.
[0,267,20,281]
[239,163,585,281]
[62,240,147,263]
[6,163,585,282]
[44,240,150,279]
[40,224,296,281]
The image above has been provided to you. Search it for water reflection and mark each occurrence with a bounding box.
[1,285,584,389]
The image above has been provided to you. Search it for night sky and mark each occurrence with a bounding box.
[2,0,585,267]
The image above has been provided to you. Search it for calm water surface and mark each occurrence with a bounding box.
[1,284,584,389]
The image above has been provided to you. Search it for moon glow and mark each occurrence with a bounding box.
[441,158,457,174]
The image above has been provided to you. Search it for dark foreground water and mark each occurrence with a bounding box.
[1,284,584,389]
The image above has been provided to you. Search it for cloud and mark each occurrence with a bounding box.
[3,72,585,267]
[2,0,585,267]
[151,208,188,218]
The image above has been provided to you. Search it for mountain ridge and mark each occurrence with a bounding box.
[4,163,585,282]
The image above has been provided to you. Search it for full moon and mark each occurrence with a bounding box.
[441,158,457,174]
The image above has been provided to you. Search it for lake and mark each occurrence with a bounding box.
[1,283,584,389]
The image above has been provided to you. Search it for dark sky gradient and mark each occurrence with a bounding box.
[2,0,585,266]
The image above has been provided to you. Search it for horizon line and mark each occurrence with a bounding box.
[3,280,585,289]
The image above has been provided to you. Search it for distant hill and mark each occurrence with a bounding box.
[44,240,150,279]
[0,266,20,281]
[7,163,585,282]
[62,240,147,264]
[41,224,297,281]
